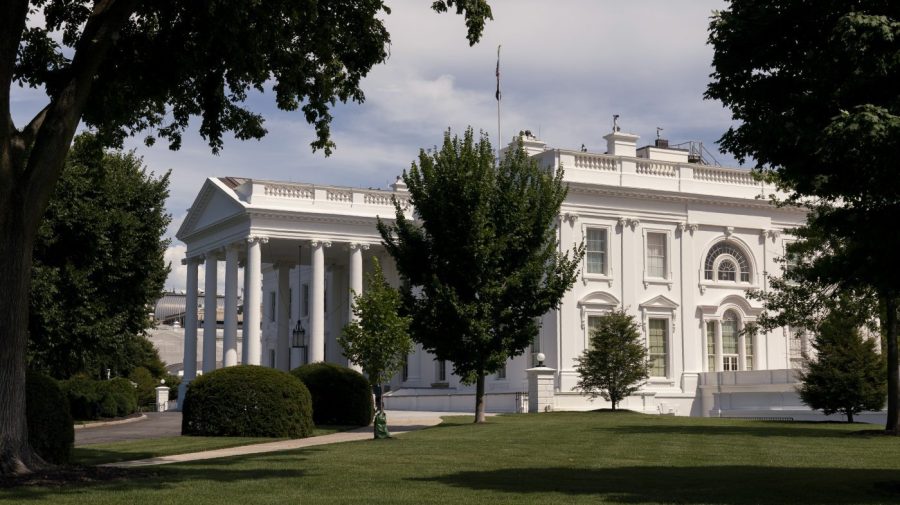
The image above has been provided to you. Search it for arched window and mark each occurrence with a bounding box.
[704,242,751,282]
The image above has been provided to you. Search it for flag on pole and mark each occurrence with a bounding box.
[495,45,501,102]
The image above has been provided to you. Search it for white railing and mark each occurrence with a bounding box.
[264,183,314,199]
[636,159,678,178]
[261,182,409,208]
[573,153,618,171]
[693,165,757,186]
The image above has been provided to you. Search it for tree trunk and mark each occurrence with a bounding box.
[0,193,44,475]
[885,294,899,433]
[611,400,617,412]
[374,384,383,411]
[474,370,486,423]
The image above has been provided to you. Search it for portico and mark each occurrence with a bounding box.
[176,177,410,406]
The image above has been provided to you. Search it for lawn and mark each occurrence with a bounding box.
[4,412,900,504]
[71,426,357,465]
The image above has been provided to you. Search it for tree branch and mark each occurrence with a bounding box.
[23,0,138,224]
[0,0,30,180]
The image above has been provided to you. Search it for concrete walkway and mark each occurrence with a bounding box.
[99,410,473,468]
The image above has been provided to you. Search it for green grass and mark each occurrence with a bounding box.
[6,412,900,504]
[72,426,358,465]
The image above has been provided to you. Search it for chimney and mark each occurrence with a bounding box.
[603,130,640,158]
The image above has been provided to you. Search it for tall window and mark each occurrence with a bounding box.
[496,362,507,380]
[648,318,668,377]
[268,291,276,321]
[745,332,754,371]
[402,354,409,382]
[706,320,716,371]
[586,228,607,274]
[587,315,603,348]
[721,311,739,371]
[646,232,667,278]
[301,284,309,317]
[704,242,751,282]
[436,360,447,382]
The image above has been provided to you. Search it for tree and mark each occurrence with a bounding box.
[28,134,170,381]
[574,309,649,411]
[1,1,492,474]
[379,128,583,423]
[799,311,886,423]
[706,0,900,433]
[339,257,413,412]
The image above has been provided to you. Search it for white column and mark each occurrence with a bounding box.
[714,320,723,372]
[241,259,249,363]
[349,243,366,321]
[276,263,291,371]
[310,240,329,363]
[738,322,747,371]
[202,253,218,373]
[245,236,267,365]
[223,245,239,367]
[178,256,200,408]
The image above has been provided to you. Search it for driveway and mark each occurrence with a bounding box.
[75,412,183,446]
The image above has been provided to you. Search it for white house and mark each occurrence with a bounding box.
[176,128,831,419]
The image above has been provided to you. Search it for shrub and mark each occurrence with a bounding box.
[129,366,158,407]
[291,362,373,426]
[61,376,100,420]
[98,378,139,417]
[26,371,74,464]
[165,373,182,397]
[182,365,313,438]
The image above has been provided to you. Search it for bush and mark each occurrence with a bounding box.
[182,365,313,438]
[97,378,139,417]
[26,371,74,464]
[291,362,373,426]
[129,366,158,407]
[61,376,100,420]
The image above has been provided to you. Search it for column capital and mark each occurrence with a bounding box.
[678,222,699,235]
[182,255,204,265]
[247,235,269,245]
[348,242,370,251]
[311,239,332,248]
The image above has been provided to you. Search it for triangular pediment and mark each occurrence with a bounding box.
[639,294,679,310]
[176,178,247,240]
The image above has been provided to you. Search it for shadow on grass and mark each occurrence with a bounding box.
[595,422,869,439]
[2,450,321,501]
[411,466,900,504]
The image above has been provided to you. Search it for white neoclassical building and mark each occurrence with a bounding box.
[176,128,826,418]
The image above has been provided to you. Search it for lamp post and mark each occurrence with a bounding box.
[292,319,308,366]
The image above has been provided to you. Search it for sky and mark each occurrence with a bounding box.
[10,0,737,293]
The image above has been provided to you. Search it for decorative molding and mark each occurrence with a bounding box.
[247,236,269,245]
[311,239,332,248]
[349,242,371,251]
[617,217,640,230]
[562,212,579,225]
[724,226,734,238]
[678,222,698,236]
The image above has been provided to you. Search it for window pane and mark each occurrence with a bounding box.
[649,318,667,377]
[647,232,667,278]
[722,316,738,354]
[706,321,716,371]
[718,260,736,281]
[586,228,607,274]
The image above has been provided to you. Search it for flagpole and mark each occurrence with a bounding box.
[496,44,502,154]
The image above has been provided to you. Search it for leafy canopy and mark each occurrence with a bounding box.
[27,133,170,380]
[339,257,413,388]
[574,309,649,411]
[379,128,582,420]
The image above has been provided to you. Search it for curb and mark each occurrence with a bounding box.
[75,413,147,430]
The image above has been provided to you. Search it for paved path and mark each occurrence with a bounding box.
[80,410,477,468]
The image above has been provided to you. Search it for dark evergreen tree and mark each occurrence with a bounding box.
[379,128,583,423]
[574,309,649,411]
[799,312,886,423]
[28,134,170,381]
[0,1,492,473]
[707,0,900,432]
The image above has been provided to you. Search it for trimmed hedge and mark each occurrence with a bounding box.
[291,363,373,427]
[60,376,139,420]
[181,366,313,438]
[26,371,74,464]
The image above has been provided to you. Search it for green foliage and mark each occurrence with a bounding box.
[129,367,158,408]
[799,312,886,422]
[28,134,171,380]
[339,257,413,408]
[574,310,649,411]
[707,0,900,431]
[291,363,374,427]
[164,373,182,397]
[13,2,492,155]
[182,366,314,438]
[60,376,138,420]
[25,371,73,464]
[378,128,583,418]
